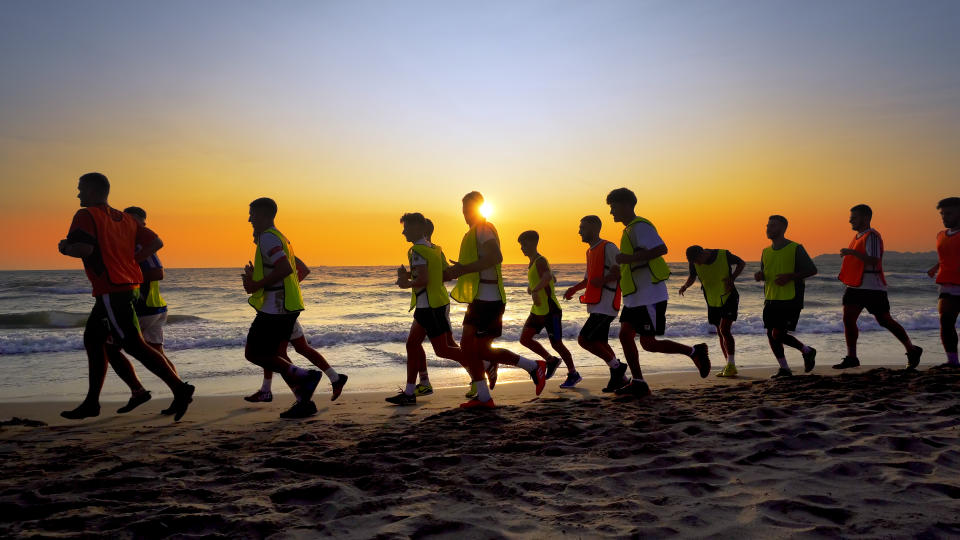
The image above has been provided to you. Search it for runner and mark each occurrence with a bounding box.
[754,215,819,378]
[835,204,922,370]
[445,191,549,408]
[606,187,710,397]
[928,197,960,367]
[679,245,745,377]
[517,230,578,388]
[387,212,465,405]
[242,197,324,418]
[563,215,629,392]
[57,172,194,421]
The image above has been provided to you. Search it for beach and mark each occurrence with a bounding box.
[3,358,959,538]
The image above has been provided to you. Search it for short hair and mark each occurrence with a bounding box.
[685,245,704,261]
[425,218,435,238]
[123,206,146,219]
[769,215,788,227]
[605,187,636,206]
[850,204,872,218]
[462,191,484,207]
[580,215,602,228]
[249,197,278,219]
[937,197,960,209]
[400,212,426,227]
[79,172,110,195]
[517,230,539,244]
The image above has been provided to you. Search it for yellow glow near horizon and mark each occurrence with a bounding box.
[480,202,494,219]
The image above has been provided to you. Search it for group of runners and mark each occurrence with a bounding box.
[56,172,960,419]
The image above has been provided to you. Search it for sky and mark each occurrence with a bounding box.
[1,0,958,269]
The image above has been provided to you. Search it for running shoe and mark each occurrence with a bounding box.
[385,391,416,405]
[613,379,651,398]
[414,383,433,396]
[771,368,793,379]
[244,390,273,403]
[295,370,323,402]
[531,360,547,396]
[280,400,318,419]
[802,347,817,373]
[60,402,100,420]
[716,364,738,378]
[330,373,348,401]
[170,382,195,421]
[545,356,562,380]
[459,398,496,409]
[486,362,499,389]
[691,343,710,378]
[602,364,629,393]
[832,356,860,369]
[465,381,478,399]
[117,390,152,413]
[906,346,923,370]
[559,371,582,388]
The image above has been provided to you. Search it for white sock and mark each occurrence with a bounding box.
[404,383,416,395]
[777,357,789,370]
[323,368,339,383]
[419,371,429,383]
[260,378,272,392]
[948,352,959,365]
[286,365,309,378]
[801,345,812,354]
[475,379,491,401]
[726,354,735,366]
[606,357,621,368]
[516,357,538,372]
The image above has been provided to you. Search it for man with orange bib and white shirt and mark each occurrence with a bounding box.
[835,204,922,370]
[928,197,960,367]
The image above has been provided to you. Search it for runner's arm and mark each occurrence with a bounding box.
[135,238,163,263]
[295,257,310,282]
[243,256,293,293]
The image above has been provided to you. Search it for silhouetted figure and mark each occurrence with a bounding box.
[517,230,570,386]
[928,197,960,367]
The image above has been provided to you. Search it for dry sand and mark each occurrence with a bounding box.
[2,362,960,538]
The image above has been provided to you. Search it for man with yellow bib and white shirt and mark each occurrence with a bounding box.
[606,188,710,398]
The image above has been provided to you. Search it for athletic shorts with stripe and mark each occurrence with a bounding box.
[579,313,615,342]
[620,301,667,337]
[85,290,143,349]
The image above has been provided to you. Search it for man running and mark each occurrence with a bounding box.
[835,204,922,370]
[518,230,578,388]
[563,215,629,392]
[928,197,960,367]
[679,245,745,377]
[387,212,465,405]
[242,197,324,418]
[754,215,818,378]
[57,172,194,421]
[606,188,710,397]
[445,191,548,408]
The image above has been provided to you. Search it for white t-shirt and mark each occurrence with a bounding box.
[847,228,886,291]
[409,238,432,309]
[583,240,621,316]
[621,222,669,308]
[475,222,503,302]
[940,229,960,296]
[257,231,291,315]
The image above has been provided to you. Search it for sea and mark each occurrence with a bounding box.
[0,258,947,403]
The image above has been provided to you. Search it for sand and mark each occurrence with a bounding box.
[2,362,960,538]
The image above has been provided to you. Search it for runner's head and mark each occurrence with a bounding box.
[462,191,484,227]
[77,172,109,207]
[605,188,637,224]
[766,215,788,240]
[124,206,147,227]
[685,245,710,264]
[937,197,960,229]
[517,230,539,257]
[248,197,277,234]
[849,204,872,232]
[425,218,435,242]
[579,215,602,244]
[400,212,427,243]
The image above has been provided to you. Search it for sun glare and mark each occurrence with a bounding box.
[480,202,493,219]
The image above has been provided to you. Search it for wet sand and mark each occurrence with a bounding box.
[2,362,960,538]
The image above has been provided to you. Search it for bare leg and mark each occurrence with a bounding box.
[519,326,552,360]
[939,296,960,356]
[147,341,178,377]
[619,322,643,379]
[406,322,428,386]
[106,345,145,393]
[290,335,332,371]
[429,332,465,367]
[459,325,486,382]
[578,334,615,363]
[767,328,786,359]
[843,304,863,358]
[636,335,694,356]
[549,338,575,373]
[874,312,914,352]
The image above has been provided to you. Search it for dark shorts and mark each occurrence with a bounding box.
[524,307,563,341]
[842,288,890,316]
[579,313,615,342]
[620,301,667,336]
[414,305,453,339]
[247,312,299,358]
[763,300,801,332]
[939,292,960,301]
[463,300,505,338]
[85,290,142,348]
[707,291,739,326]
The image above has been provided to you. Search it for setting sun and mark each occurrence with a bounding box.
[480,202,494,219]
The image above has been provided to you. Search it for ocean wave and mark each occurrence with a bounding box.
[0,311,205,329]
